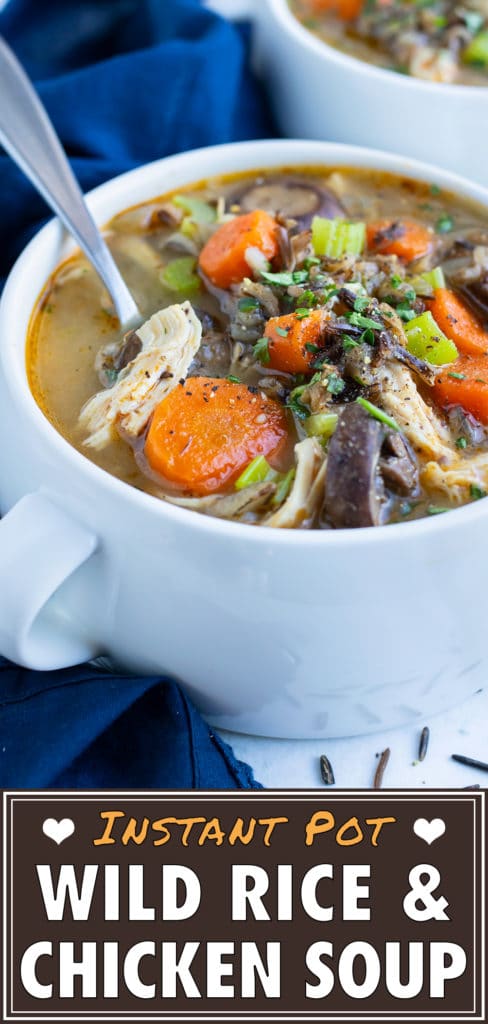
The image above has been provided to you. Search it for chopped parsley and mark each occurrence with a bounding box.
[456,436,468,449]
[356,397,399,431]
[447,372,466,380]
[353,295,370,313]
[436,214,454,234]
[295,307,311,319]
[430,183,441,196]
[253,336,270,364]
[296,289,316,308]
[470,484,487,500]
[305,342,319,353]
[343,335,360,351]
[390,274,403,288]
[238,296,259,313]
[227,374,241,383]
[347,311,383,331]
[260,269,308,286]
[427,505,449,515]
[326,373,345,396]
[275,326,289,337]
[287,385,310,420]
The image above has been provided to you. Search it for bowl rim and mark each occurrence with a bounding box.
[269,0,488,96]
[3,136,488,549]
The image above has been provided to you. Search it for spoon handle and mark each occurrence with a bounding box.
[0,36,139,328]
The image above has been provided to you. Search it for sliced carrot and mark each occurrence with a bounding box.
[198,210,279,290]
[427,288,488,357]
[309,0,363,18]
[366,219,433,263]
[264,309,326,374]
[433,354,488,424]
[145,377,289,495]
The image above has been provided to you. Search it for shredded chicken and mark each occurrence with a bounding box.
[372,362,454,462]
[79,301,201,449]
[266,438,326,529]
[165,481,276,519]
[422,453,488,504]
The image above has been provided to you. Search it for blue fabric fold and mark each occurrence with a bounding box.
[0,0,275,788]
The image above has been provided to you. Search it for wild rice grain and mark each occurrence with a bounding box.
[418,726,430,762]
[373,747,390,789]
[452,753,488,772]
[320,754,335,785]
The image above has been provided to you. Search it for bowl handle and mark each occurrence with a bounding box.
[0,492,99,669]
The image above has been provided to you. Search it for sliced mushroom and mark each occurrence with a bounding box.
[232,176,344,231]
[80,301,201,449]
[324,403,419,528]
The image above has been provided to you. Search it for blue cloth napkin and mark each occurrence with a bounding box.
[0,0,276,788]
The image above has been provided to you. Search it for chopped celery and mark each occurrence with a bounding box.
[463,30,488,65]
[235,455,273,490]
[312,217,366,258]
[160,256,201,295]
[421,266,446,290]
[405,310,458,365]
[356,397,400,431]
[305,412,338,440]
[272,469,295,507]
[173,194,216,223]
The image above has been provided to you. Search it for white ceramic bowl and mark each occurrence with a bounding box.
[1,138,488,739]
[209,0,488,184]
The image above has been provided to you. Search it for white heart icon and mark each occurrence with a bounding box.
[413,818,446,845]
[42,818,75,845]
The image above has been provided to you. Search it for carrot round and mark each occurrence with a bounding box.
[309,0,363,18]
[145,377,289,495]
[433,354,488,424]
[427,289,488,357]
[198,210,279,290]
[264,309,326,374]
[366,219,433,262]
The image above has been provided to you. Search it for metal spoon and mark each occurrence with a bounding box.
[0,36,140,329]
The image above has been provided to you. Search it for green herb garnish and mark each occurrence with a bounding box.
[356,397,399,431]
[347,311,383,331]
[275,326,289,337]
[238,296,259,313]
[287,385,310,420]
[227,374,241,384]
[343,335,360,351]
[427,505,450,515]
[253,336,270,364]
[470,484,487,500]
[295,308,311,319]
[436,214,454,234]
[260,269,308,286]
[326,373,345,396]
[447,372,466,380]
[456,437,468,449]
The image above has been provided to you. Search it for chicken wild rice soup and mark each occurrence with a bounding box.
[27,166,488,529]
[291,0,488,84]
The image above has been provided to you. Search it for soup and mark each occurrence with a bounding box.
[291,0,488,85]
[28,166,488,529]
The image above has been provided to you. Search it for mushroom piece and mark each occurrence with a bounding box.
[324,403,419,528]
[80,300,202,449]
[232,176,344,231]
